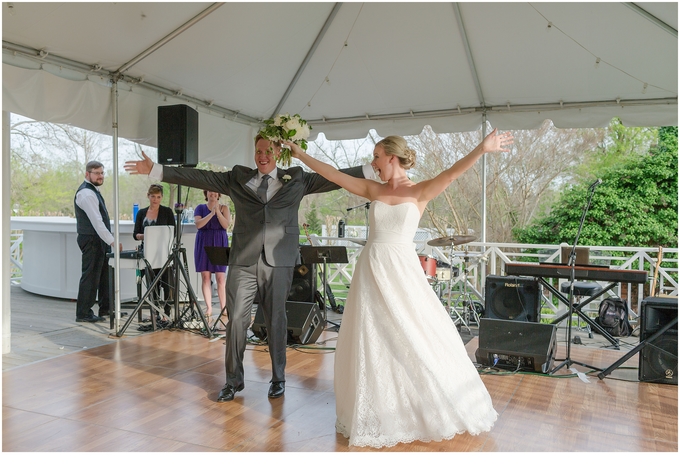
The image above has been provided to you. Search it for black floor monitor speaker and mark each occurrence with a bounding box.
[289,263,317,303]
[485,275,540,322]
[158,104,198,167]
[639,296,677,385]
[475,318,557,373]
[251,301,324,345]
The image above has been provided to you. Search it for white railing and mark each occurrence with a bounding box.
[10,228,678,323]
[306,236,678,323]
[9,230,23,284]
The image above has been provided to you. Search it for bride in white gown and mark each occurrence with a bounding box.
[286,129,513,448]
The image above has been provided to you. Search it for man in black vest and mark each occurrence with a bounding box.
[74,161,120,322]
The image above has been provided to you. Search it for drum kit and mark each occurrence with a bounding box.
[422,234,485,333]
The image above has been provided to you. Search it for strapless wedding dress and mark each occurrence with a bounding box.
[334,201,497,448]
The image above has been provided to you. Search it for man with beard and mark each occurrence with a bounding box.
[74,160,120,322]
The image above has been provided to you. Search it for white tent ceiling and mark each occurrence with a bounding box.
[2,2,678,168]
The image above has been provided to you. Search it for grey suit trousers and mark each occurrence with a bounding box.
[224,251,294,387]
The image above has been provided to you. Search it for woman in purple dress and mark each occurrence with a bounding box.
[194,190,231,324]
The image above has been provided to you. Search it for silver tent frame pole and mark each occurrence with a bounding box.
[480,114,487,244]
[480,114,488,294]
[111,80,121,332]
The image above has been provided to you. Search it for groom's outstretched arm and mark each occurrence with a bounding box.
[162,166,234,197]
[125,150,234,195]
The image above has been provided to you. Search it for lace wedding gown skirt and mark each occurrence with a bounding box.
[334,201,497,448]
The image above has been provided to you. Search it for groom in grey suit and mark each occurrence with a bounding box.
[127,136,372,401]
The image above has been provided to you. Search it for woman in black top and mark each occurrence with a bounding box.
[133,184,175,318]
[133,184,175,242]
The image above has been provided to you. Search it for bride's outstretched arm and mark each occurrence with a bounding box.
[418,128,513,203]
[285,141,376,200]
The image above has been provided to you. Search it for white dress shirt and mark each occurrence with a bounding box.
[246,168,282,201]
[75,181,115,245]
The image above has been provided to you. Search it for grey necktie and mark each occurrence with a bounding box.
[257,174,271,203]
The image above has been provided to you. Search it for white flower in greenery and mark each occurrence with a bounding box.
[274,114,287,127]
[297,124,311,140]
[283,118,303,137]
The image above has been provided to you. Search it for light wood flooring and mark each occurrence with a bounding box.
[2,285,678,460]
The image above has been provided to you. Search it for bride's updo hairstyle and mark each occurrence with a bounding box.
[376,136,416,169]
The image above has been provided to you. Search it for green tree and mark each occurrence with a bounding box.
[514,127,677,248]
[304,201,323,236]
[408,123,604,242]
[575,118,657,182]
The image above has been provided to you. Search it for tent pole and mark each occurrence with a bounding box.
[480,113,488,300]
[481,114,487,244]
[2,111,11,354]
[111,80,121,332]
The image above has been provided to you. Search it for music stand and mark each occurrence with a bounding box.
[300,245,348,328]
[204,246,230,335]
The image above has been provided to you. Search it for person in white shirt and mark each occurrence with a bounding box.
[74,161,121,322]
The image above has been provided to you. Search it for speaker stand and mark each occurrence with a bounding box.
[112,255,166,336]
[597,316,678,380]
[299,245,348,329]
[551,183,600,375]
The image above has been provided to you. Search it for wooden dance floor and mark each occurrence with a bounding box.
[3,323,677,454]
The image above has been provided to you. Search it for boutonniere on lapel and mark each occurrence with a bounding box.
[281,174,292,184]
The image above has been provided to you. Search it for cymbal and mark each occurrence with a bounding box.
[427,235,477,247]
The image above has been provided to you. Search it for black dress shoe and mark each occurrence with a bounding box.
[268,381,285,399]
[76,315,106,323]
[217,384,244,402]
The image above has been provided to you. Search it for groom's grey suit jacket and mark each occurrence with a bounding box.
[163,165,365,267]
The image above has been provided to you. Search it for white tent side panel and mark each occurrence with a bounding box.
[3,64,256,168]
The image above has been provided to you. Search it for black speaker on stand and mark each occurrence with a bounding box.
[485,275,541,322]
[158,104,198,167]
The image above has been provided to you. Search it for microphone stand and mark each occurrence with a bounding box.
[347,202,371,239]
[551,180,601,374]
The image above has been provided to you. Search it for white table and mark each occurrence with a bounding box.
[11,217,202,301]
